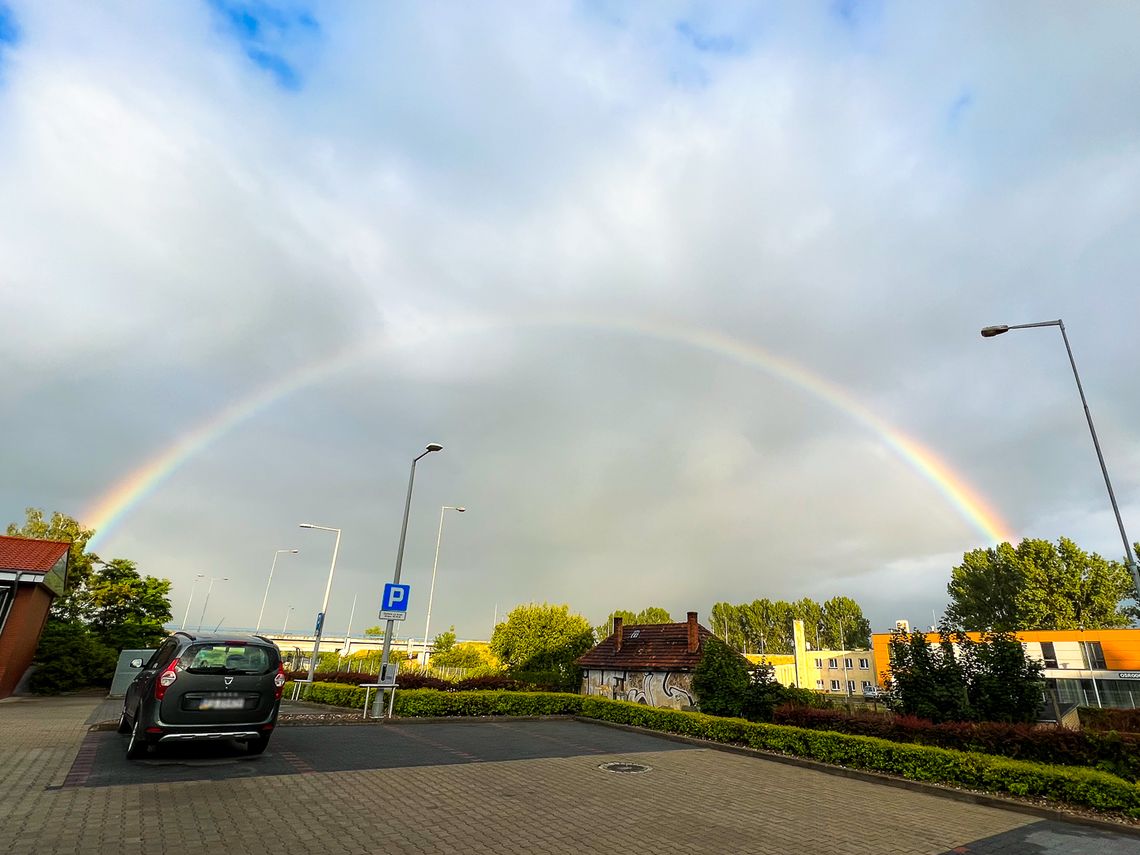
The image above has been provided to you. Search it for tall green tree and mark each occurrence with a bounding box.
[709,602,746,650]
[691,637,749,717]
[886,628,972,723]
[820,596,872,649]
[595,606,672,639]
[84,559,172,651]
[490,603,595,691]
[958,631,1045,723]
[947,537,1134,631]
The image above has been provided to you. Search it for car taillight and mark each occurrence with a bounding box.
[274,664,286,699]
[155,666,178,700]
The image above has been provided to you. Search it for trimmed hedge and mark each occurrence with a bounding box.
[285,670,541,692]
[283,684,1140,817]
[772,705,1140,782]
[286,683,584,717]
[579,698,1140,818]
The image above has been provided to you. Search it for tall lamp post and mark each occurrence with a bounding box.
[180,573,205,630]
[299,523,342,682]
[196,576,228,631]
[256,549,298,633]
[282,605,294,634]
[375,443,443,716]
[421,505,466,668]
[981,319,1140,598]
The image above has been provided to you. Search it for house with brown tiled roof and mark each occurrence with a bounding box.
[577,611,744,710]
[0,535,70,698]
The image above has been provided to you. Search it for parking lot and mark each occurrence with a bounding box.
[2,694,1138,855]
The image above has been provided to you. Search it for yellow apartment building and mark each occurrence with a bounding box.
[746,619,878,696]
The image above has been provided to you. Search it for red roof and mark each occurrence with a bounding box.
[0,535,70,573]
[577,621,723,671]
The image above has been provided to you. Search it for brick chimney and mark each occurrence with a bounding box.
[687,611,699,654]
[613,616,623,653]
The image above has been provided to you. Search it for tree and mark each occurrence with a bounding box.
[887,626,1045,724]
[709,602,746,651]
[432,626,457,655]
[363,626,385,637]
[886,628,971,723]
[691,637,749,717]
[490,603,595,691]
[947,538,1134,631]
[84,559,172,651]
[957,631,1044,723]
[820,596,872,649]
[595,607,672,639]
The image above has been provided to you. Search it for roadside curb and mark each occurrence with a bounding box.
[574,716,1140,838]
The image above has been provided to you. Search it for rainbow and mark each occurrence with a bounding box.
[83,313,1017,548]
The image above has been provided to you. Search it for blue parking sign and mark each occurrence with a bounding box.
[381,583,410,613]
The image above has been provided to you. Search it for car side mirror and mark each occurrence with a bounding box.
[129,658,144,668]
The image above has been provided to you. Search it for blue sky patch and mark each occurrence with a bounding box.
[675,20,743,55]
[206,0,319,91]
[946,88,974,130]
[0,2,20,47]
[831,0,883,30]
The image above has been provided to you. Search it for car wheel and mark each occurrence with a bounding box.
[116,711,131,734]
[246,733,271,755]
[126,708,149,759]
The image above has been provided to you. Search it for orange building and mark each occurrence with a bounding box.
[0,535,70,699]
[872,624,1140,709]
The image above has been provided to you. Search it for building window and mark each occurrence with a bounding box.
[846,680,856,695]
[815,679,824,689]
[814,658,822,669]
[828,658,838,669]
[861,681,872,692]
[830,680,841,692]
[844,658,853,669]
[1083,641,1107,670]
[858,658,869,669]
[1040,641,1058,669]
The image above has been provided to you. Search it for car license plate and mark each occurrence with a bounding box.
[200,697,245,710]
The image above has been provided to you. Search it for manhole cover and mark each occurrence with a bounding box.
[598,762,652,774]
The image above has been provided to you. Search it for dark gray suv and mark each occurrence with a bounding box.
[119,631,286,758]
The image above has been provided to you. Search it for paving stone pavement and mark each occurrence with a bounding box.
[1,694,1136,854]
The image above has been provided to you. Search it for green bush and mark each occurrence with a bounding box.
[30,619,117,694]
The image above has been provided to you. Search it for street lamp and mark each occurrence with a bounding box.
[980,318,1140,598]
[255,549,298,633]
[421,506,466,668]
[196,576,228,631]
[282,605,295,634]
[180,573,205,630]
[299,523,342,683]
[375,443,443,716]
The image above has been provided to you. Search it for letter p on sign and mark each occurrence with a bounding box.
[381,583,410,613]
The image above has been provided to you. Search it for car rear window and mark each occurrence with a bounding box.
[180,642,278,675]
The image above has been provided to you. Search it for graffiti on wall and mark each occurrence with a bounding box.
[582,669,694,709]
[625,671,693,708]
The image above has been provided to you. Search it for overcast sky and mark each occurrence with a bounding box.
[2,1,1138,642]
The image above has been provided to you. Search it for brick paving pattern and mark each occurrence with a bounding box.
[1,694,1136,854]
